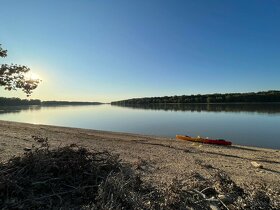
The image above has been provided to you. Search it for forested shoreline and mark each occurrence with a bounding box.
[1,91,280,106]
[111,90,280,105]
[0,97,102,106]
[0,97,41,106]
[42,101,102,106]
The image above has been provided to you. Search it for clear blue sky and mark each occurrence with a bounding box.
[0,0,279,102]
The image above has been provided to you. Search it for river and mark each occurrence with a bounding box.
[0,103,279,149]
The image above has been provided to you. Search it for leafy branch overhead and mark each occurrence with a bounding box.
[0,44,40,96]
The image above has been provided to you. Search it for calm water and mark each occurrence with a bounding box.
[0,104,279,149]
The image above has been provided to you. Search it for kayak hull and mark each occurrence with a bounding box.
[176,135,232,146]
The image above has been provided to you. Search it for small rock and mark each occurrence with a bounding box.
[251,161,263,168]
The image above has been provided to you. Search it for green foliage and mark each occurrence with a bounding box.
[0,45,7,57]
[0,44,40,96]
[0,97,104,106]
[0,97,41,106]
[111,91,280,105]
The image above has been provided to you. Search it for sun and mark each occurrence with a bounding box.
[25,72,41,81]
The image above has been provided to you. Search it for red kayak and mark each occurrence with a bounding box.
[203,139,232,145]
[176,135,232,146]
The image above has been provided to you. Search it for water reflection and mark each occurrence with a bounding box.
[1,104,280,115]
[0,105,102,115]
[112,103,280,114]
[0,104,279,149]
[0,105,41,114]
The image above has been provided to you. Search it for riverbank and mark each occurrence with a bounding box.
[0,120,279,208]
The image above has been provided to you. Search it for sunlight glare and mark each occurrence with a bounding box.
[25,72,41,81]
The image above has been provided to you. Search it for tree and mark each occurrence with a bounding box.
[0,44,40,96]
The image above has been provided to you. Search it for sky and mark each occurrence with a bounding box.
[0,0,279,102]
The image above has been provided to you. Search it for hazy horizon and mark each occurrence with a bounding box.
[1,0,280,102]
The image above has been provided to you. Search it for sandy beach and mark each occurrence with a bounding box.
[0,120,279,208]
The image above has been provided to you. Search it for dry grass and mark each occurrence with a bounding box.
[0,136,278,209]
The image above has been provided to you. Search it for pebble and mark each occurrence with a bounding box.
[251,161,263,168]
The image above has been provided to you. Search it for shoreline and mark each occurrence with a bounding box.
[0,120,279,205]
[0,118,278,151]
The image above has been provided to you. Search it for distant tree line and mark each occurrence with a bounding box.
[0,97,102,106]
[0,97,41,106]
[111,91,280,105]
[41,101,102,106]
